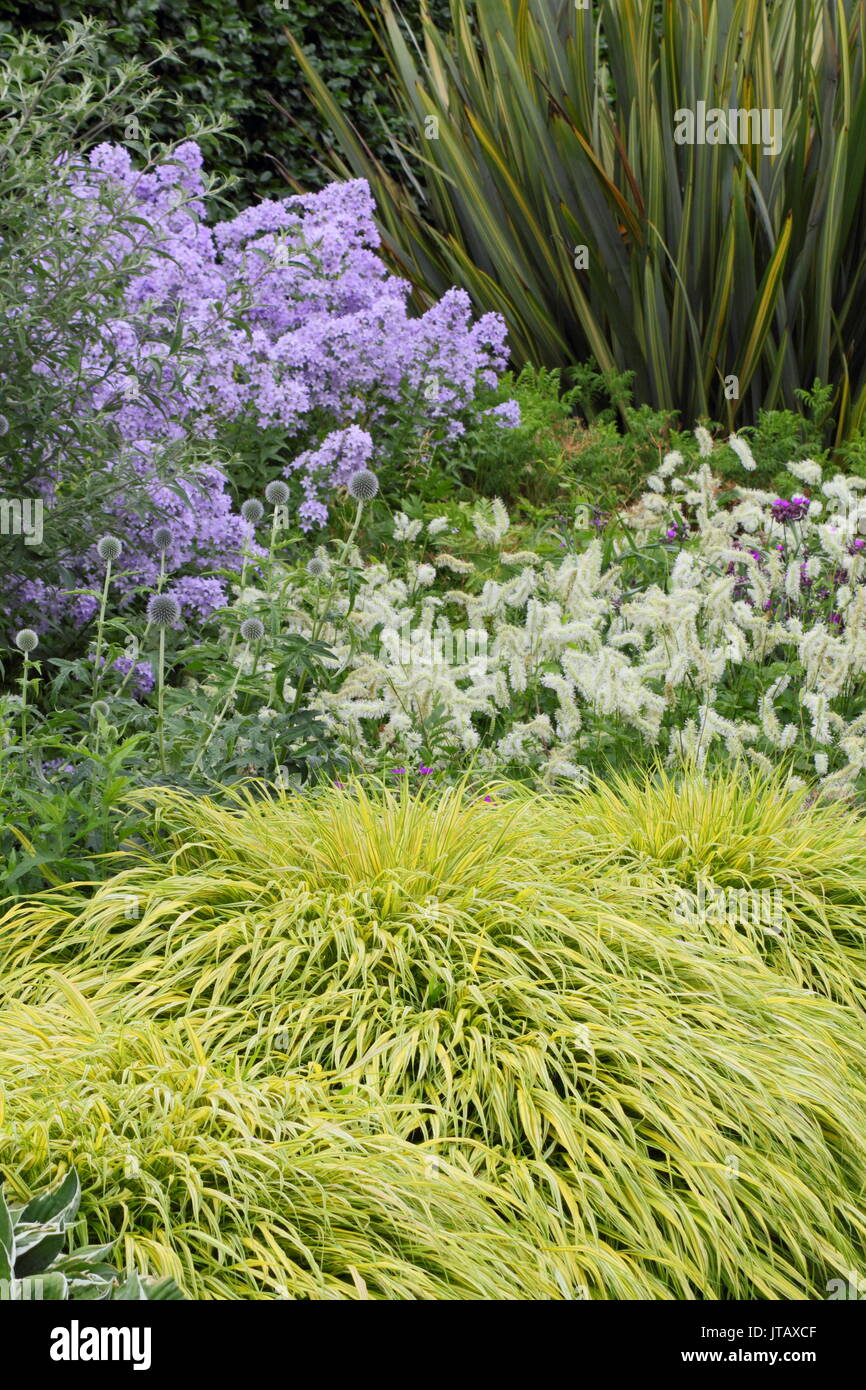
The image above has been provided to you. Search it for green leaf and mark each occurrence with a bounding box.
[143,1276,186,1301]
[111,1270,148,1301]
[14,1230,66,1278]
[291,0,866,434]
[18,1168,80,1227]
[32,1271,69,1301]
[0,1190,14,1282]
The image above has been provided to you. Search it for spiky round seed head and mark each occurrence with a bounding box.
[306,556,328,578]
[347,469,379,502]
[153,526,173,551]
[146,593,181,628]
[90,700,110,718]
[97,535,123,562]
[240,617,265,643]
[265,480,290,506]
[14,628,38,653]
[241,499,264,524]
[0,414,8,436]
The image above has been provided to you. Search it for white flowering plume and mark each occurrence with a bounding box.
[226,437,866,794]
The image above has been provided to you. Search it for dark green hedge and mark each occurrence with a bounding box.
[0,0,451,202]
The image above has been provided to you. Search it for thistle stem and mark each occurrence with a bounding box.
[92,559,113,698]
[157,626,167,775]
[20,655,29,745]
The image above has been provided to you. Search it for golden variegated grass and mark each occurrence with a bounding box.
[1,772,865,1298]
[0,982,575,1301]
[546,766,866,1010]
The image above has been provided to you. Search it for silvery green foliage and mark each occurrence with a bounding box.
[0,1169,183,1300]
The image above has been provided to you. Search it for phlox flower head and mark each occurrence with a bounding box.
[12,144,513,624]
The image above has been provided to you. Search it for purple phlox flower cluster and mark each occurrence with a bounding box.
[164,574,232,621]
[285,426,374,531]
[81,650,156,696]
[41,758,76,777]
[482,400,521,429]
[61,146,513,501]
[110,655,155,696]
[13,456,261,627]
[11,142,515,620]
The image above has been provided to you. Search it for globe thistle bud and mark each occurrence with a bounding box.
[0,413,9,436]
[153,526,173,551]
[240,617,265,643]
[306,556,328,578]
[241,499,264,524]
[147,593,181,628]
[90,699,110,719]
[97,535,123,562]
[347,469,379,502]
[265,479,290,506]
[14,628,38,653]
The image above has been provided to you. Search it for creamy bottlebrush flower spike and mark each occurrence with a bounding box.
[232,442,866,795]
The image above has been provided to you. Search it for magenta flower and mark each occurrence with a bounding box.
[771,495,810,524]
